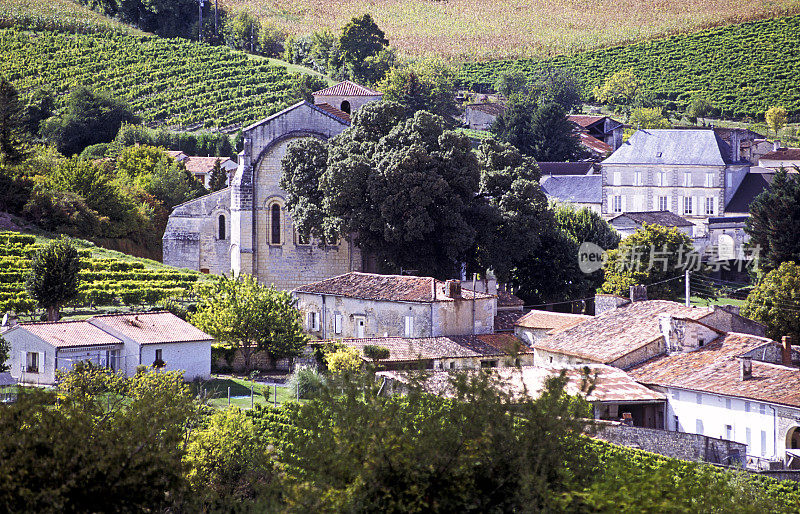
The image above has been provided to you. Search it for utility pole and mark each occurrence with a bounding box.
[198,0,204,42]
[214,0,219,39]
[685,270,691,307]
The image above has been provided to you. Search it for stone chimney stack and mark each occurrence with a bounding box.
[730,129,741,162]
[782,336,793,366]
[445,279,461,299]
[630,285,647,303]
[740,356,753,380]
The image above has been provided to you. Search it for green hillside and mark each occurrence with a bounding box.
[458,15,800,118]
[0,0,140,35]
[0,231,201,318]
[0,28,305,129]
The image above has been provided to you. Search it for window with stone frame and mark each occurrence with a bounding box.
[218,214,226,240]
[683,196,693,215]
[705,197,715,215]
[270,203,282,245]
[658,196,669,211]
[612,195,622,213]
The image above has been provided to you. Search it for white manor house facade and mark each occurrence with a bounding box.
[163,81,383,290]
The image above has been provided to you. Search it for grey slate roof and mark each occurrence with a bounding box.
[609,211,694,228]
[725,171,775,214]
[540,175,602,204]
[537,161,595,176]
[603,129,738,166]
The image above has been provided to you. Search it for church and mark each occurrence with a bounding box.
[162,81,383,290]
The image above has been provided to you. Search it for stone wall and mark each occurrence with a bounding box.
[594,422,747,465]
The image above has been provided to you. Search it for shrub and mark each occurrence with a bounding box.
[324,346,362,375]
[285,366,327,399]
[363,345,390,361]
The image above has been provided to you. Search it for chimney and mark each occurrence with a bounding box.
[740,356,753,380]
[730,129,741,162]
[630,285,647,302]
[774,140,781,151]
[445,279,461,299]
[782,336,793,366]
[431,278,436,301]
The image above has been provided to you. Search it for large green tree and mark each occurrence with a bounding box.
[746,168,800,273]
[332,14,392,83]
[0,77,27,163]
[600,224,693,301]
[492,97,581,161]
[741,261,800,342]
[25,237,81,321]
[41,87,139,156]
[191,274,307,372]
[378,59,459,119]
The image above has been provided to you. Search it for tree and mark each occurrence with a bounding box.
[208,158,228,191]
[191,274,307,372]
[628,107,671,129]
[223,11,260,53]
[0,77,27,163]
[0,335,9,373]
[491,93,536,155]
[494,69,530,97]
[687,96,713,126]
[600,224,693,301]
[528,102,582,161]
[286,74,328,104]
[745,168,800,273]
[25,237,81,321]
[362,344,390,362]
[0,366,196,512]
[378,59,459,118]
[765,106,788,137]
[741,261,800,342]
[40,87,139,156]
[333,14,390,83]
[593,68,641,106]
[532,66,583,113]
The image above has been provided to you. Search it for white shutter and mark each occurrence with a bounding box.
[679,195,685,214]
[20,350,25,373]
[621,195,627,212]
[334,314,342,334]
[404,316,414,337]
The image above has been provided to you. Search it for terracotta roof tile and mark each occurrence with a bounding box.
[378,364,665,403]
[183,156,233,175]
[497,290,524,307]
[495,311,525,332]
[466,103,506,116]
[88,312,213,345]
[515,310,591,332]
[761,148,800,161]
[569,115,608,128]
[579,133,613,154]
[313,102,351,123]
[312,80,382,97]
[629,333,800,407]
[534,300,713,364]
[294,272,494,303]
[15,321,122,348]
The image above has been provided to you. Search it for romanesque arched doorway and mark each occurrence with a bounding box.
[785,426,800,468]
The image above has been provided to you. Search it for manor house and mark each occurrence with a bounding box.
[162,81,383,290]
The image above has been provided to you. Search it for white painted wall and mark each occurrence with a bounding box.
[140,341,211,381]
[660,386,800,462]
[4,327,57,385]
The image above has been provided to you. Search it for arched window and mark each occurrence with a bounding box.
[218,214,226,240]
[271,204,281,245]
[340,100,351,114]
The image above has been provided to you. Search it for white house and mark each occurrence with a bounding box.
[293,272,496,339]
[629,333,800,468]
[1,312,213,384]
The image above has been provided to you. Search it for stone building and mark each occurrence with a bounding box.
[163,82,382,289]
[293,272,496,340]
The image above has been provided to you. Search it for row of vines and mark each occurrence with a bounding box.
[0,27,298,129]
[458,15,800,118]
[0,232,199,316]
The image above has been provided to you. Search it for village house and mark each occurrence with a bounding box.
[568,115,624,151]
[318,333,533,371]
[163,81,381,286]
[293,272,496,340]
[184,156,238,189]
[1,312,213,385]
[540,175,603,213]
[537,161,597,176]
[758,146,800,169]
[601,129,752,233]
[464,102,506,131]
[533,291,765,369]
[514,309,591,346]
[629,333,800,468]
[607,211,695,238]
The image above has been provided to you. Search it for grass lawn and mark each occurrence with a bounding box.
[690,295,745,308]
[193,376,301,409]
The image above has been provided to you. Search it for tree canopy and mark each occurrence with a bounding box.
[25,237,81,321]
[745,168,800,273]
[593,68,641,105]
[377,58,459,119]
[741,261,800,342]
[0,77,27,163]
[765,106,788,136]
[332,14,392,84]
[191,274,307,372]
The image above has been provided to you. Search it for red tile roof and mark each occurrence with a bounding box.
[183,156,233,175]
[88,312,213,345]
[15,321,122,348]
[166,150,187,161]
[312,80,382,97]
[294,272,494,303]
[378,364,665,403]
[313,102,351,123]
[466,102,506,116]
[569,115,608,128]
[579,133,613,154]
[534,301,713,364]
[760,148,800,161]
[515,309,590,332]
[629,333,800,408]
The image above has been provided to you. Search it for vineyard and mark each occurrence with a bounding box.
[0,0,140,35]
[0,232,201,317]
[458,15,800,118]
[0,28,300,129]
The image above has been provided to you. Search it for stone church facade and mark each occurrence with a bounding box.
[163,81,383,290]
